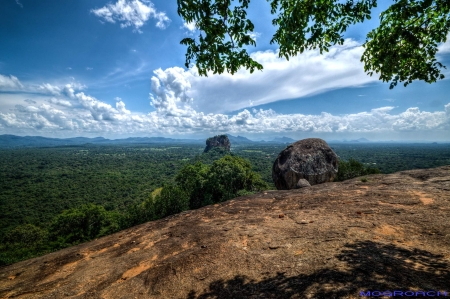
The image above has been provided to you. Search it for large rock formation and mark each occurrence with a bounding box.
[1,166,449,298]
[272,138,338,190]
[203,135,231,153]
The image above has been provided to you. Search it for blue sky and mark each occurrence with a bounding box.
[0,0,449,141]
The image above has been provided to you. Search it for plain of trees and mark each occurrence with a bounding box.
[1,142,449,265]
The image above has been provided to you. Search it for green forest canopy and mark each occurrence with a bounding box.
[177,0,450,88]
[1,143,449,265]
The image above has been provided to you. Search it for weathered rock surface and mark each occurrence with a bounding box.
[272,138,338,190]
[203,135,231,153]
[296,178,311,188]
[1,166,450,299]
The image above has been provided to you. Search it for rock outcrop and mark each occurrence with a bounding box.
[296,178,311,188]
[272,138,338,190]
[203,135,231,153]
[1,166,450,299]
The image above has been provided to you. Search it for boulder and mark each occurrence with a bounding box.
[296,179,311,188]
[204,135,231,153]
[272,138,338,190]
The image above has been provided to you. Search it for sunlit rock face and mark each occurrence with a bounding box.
[272,138,338,190]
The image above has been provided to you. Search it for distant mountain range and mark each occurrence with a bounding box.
[225,135,296,145]
[0,134,299,148]
[328,138,372,143]
[2,134,440,148]
[0,135,205,148]
[271,137,296,143]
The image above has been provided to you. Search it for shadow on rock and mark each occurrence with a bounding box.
[187,240,450,299]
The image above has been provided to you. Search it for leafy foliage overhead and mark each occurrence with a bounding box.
[177,0,450,88]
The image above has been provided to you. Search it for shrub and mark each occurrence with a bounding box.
[336,158,381,181]
[175,155,269,208]
[3,224,48,248]
[50,204,111,245]
[205,155,269,203]
[153,184,190,218]
[175,162,209,209]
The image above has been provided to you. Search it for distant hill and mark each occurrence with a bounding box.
[6,135,442,148]
[272,136,296,143]
[0,135,204,148]
[329,138,372,143]
[354,138,370,143]
[226,135,300,145]
[225,134,256,145]
[1,134,282,148]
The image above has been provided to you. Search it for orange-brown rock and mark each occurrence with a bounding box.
[1,166,450,298]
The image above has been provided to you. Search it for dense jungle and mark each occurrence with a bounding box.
[1,142,449,265]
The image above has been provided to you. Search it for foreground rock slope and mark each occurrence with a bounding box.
[1,166,450,298]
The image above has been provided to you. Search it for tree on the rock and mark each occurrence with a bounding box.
[175,161,210,209]
[177,0,450,88]
[205,155,269,202]
[50,204,112,245]
[153,184,190,218]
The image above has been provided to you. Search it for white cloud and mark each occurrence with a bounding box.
[438,33,450,54]
[149,39,379,114]
[60,82,86,98]
[1,82,448,139]
[15,0,23,8]
[25,99,36,104]
[72,92,120,121]
[39,83,61,95]
[91,0,170,33]
[48,97,72,107]
[3,104,73,131]
[182,21,196,33]
[0,74,24,91]
[1,61,449,140]
[248,31,261,41]
[86,67,93,71]
[149,67,194,116]
[115,97,131,114]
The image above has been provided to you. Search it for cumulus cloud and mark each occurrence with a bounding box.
[91,0,170,32]
[0,74,24,91]
[39,83,61,95]
[48,97,72,107]
[182,21,196,33]
[62,83,86,98]
[115,97,131,114]
[149,67,194,116]
[248,31,261,41]
[1,83,449,139]
[3,104,74,131]
[149,39,379,114]
[1,52,449,140]
[438,33,450,54]
[72,92,119,121]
